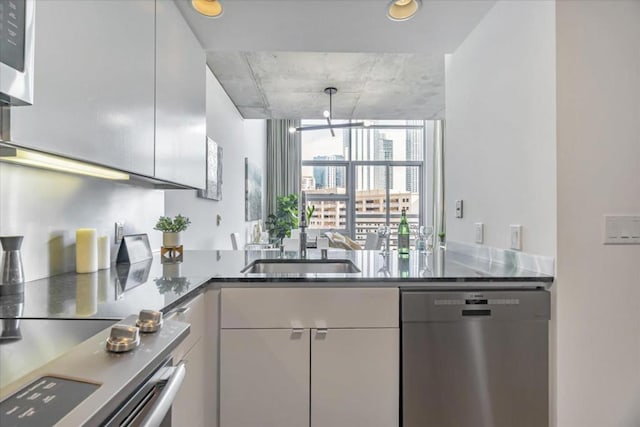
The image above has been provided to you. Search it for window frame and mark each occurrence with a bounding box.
[300,121,428,243]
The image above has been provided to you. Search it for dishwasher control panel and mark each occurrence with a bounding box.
[401,290,550,322]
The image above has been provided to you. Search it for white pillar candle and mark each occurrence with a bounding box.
[98,235,110,270]
[76,228,98,273]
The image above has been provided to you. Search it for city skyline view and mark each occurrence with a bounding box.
[300,120,427,247]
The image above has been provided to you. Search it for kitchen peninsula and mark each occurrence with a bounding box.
[1,248,552,427]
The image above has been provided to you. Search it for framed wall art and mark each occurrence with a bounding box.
[245,157,263,221]
[198,138,223,201]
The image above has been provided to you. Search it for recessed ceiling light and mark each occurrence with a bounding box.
[192,0,223,18]
[387,0,422,21]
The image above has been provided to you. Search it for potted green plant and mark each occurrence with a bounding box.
[154,214,191,248]
[265,194,315,244]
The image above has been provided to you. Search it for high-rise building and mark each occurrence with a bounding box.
[312,155,345,189]
[374,134,393,190]
[350,127,375,190]
[405,120,423,192]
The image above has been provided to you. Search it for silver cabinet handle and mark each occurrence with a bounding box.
[291,328,305,334]
[139,362,186,427]
[316,328,328,336]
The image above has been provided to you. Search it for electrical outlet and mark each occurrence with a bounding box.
[455,200,464,219]
[475,223,484,244]
[115,222,124,244]
[510,224,522,251]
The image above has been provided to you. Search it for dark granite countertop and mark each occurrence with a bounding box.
[0,249,553,320]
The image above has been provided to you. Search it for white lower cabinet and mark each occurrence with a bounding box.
[311,328,399,427]
[219,329,310,427]
[168,293,206,427]
[218,288,399,427]
[172,337,205,427]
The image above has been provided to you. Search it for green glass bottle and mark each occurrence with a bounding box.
[398,208,410,258]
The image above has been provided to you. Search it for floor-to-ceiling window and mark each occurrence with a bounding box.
[301,120,428,248]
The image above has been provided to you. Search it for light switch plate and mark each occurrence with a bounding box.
[603,215,640,244]
[510,224,522,251]
[475,223,484,244]
[455,200,463,219]
[115,222,124,244]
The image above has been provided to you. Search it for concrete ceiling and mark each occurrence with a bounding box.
[207,51,444,119]
[175,0,497,119]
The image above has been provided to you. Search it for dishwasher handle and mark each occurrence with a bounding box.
[139,362,186,427]
[462,309,491,317]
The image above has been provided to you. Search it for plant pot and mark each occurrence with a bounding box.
[163,232,182,248]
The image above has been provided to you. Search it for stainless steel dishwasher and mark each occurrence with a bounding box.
[401,289,550,427]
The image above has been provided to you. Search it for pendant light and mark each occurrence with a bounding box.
[192,0,223,18]
[387,0,422,21]
[289,88,364,137]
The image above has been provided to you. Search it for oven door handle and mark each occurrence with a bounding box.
[139,361,187,427]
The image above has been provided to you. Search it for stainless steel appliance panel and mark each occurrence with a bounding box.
[0,318,116,388]
[402,290,549,427]
[0,0,34,105]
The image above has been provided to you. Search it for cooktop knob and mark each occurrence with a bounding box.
[136,309,163,333]
[106,324,140,353]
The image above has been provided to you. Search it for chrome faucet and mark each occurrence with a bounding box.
[299,191,308,259]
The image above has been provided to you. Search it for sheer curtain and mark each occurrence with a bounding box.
[266,119,301,216]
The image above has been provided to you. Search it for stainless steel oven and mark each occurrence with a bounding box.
[0,314,189,427]
[0,0,35,106]
[104,358,186,427]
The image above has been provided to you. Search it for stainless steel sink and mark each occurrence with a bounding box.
[242,259,361,274]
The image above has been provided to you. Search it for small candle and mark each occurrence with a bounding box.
[98,235,110,270]
[76,228,98,273]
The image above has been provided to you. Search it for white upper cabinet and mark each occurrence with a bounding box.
[155,0,206,189]
[10,0,207,186]
[11,0,156,176]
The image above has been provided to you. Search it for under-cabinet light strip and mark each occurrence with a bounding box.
[0,147,130,180]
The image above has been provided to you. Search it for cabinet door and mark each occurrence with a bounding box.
[172,337,205,427]
[167,293,205,360]
[10,0,155,176]
[311,328,399,427]
[204,290,220,426]
[220,329,310,427]
[155,0,206,188]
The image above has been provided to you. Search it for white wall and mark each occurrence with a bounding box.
[556,1,640,426]
[444,0,556,257]
[0,163,164,281]
[164,67,267,250]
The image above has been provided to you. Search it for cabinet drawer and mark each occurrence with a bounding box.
[221,288,398,329]
[167,292,205,358]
